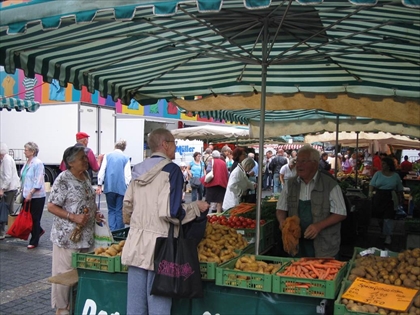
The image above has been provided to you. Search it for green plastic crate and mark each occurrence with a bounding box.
[236,220,275,243]
[345,247,398,281]
[334,281,371,315]
[215,254,290,292]
[112,227,130,241]
[239,243,256,254]
[272,260,348,299]
[260,231,274,252]
[114,256,128,273]
[405,219,420,234]
[200,261,217,280]
[72,252,117,273]
[200,244,254,280]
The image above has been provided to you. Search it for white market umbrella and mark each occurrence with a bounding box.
[171,124,249,142]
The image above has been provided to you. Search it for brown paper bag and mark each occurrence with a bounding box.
[8,214,18,229]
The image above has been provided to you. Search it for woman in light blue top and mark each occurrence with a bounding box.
[21,142,46,249]
[187,152,205,201]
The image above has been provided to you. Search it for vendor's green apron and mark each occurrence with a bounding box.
[297,200,315,258]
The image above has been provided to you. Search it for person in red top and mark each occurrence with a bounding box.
[372,152,382,175]
[201,150,229,214]
[401,155,413,172]
[60,132,103,183]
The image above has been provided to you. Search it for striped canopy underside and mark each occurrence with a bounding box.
[0,0,419,128]
[0,97,40,112]
[196,108,420,138]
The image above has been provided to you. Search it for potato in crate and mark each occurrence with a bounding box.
[198,222,249,280]
[215,254,290,292]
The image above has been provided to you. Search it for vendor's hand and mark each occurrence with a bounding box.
[279,220,285,231]
[196,200,210,212]
[304,223,321,239]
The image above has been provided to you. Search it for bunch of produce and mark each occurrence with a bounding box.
[348,248,420,288]
[208,214,266,229]
[228,203,256,216]
[198,223,248,264]
[228,199,278,221]
[341,248,420,315]
[276,257,346,280]
[93,240,125,257]
[281,215,301,256]
[233,254,282,275]
[341,296,420,315]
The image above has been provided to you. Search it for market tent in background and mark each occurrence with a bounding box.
[0,96,40,112]
[171,124,249,142]
[277,143,323,151]
[304,131,420,150]
[196,109,420,139]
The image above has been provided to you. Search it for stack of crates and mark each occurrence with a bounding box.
[405,218,420,249]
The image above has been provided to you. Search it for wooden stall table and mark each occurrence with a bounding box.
[403,176,420,192]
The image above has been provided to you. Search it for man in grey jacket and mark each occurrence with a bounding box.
[122,128,209,315]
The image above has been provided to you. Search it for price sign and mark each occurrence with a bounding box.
[342,277,419,312]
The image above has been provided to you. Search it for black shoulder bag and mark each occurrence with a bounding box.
[151,220,203,299]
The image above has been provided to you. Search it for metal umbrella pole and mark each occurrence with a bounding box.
[355,131,360,188]
[255,19,269,255]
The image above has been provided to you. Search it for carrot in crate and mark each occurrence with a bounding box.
[277,258,345,280]
[229,203,256,216]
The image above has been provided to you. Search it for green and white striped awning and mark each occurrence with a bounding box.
[0,97,40,112]
[0,0,419,110]
[195,108,420,138]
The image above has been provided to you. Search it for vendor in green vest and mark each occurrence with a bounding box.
[276,145,347,258]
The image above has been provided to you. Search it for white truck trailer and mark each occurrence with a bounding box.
[0,102,116,183]
[115,114,203,166]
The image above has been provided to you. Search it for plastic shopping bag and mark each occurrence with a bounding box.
[94,220,114,249]
[7,201,32,240]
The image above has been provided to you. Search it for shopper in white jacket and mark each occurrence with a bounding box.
[0,142,20,239]
[222,158,257,211]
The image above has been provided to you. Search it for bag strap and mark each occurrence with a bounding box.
[23,201,30,212]
[168,222,175,240]
[177,219,184,239]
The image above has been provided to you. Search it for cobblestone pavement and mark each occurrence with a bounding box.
[0,193,110,315]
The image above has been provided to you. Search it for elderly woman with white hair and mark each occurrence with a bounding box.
[0,143,20,240]
[21,142,46,249]
[222,157,257,211]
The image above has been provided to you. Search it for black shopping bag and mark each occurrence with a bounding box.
[0,198,9,223]
[151,220,203,299]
